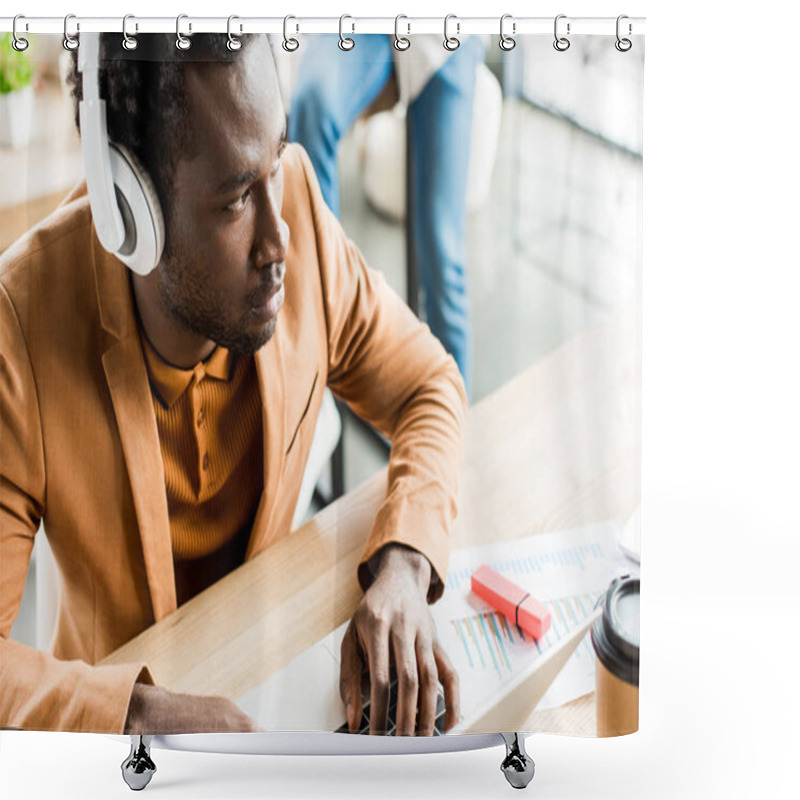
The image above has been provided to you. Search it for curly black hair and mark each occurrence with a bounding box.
[65,33,260,232]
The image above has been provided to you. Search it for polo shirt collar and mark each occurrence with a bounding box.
[138,327,236,409]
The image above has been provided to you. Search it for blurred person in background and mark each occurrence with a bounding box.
[289,33,486,397]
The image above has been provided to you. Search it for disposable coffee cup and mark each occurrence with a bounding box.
[591,575,639,736]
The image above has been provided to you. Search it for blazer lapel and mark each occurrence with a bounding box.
[246,324,286,560]
[102,340,177,621]
[93,237,177,622]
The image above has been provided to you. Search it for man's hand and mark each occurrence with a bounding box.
[124,683,263,734]
[339,544,460,736]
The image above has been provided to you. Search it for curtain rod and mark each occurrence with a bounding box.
[1,16,646,37]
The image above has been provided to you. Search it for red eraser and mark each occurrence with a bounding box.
[470,564,551,640]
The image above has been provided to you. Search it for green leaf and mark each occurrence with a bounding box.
[0,32,34,95]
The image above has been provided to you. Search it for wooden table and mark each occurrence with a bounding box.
[102,306,640,736]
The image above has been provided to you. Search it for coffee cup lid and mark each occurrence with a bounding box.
[591,574,640,686]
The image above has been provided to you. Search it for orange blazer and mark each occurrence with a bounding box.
[0,144,467,733]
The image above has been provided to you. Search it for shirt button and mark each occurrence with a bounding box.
[197,408,205,427]
[202,453,209,471]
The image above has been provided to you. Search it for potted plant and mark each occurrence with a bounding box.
[0,32,35,149]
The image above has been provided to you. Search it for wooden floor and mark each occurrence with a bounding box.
[334,98,642,491]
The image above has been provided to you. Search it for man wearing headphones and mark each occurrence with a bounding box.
[0,34,465,737]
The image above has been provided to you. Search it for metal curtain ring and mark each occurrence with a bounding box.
[339,15,355,51]
[553,14,570,52]
[176,14,192,50]
[227,15,242,51]
[12,15,29,51]
[282,15,299,52]
[615,14,632,52]
[499,13,516,51]
[122,14,138,51]
[63,14,79,51]
[443,14,460,51]
[394,14,410,51]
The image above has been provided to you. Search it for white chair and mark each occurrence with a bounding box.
[357,62,503,221]
[290,388,342,530]
[33,522,61,652]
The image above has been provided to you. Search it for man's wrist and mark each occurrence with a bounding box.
[374,543,432,595]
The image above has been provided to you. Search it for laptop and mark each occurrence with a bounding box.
[235,607,601,736]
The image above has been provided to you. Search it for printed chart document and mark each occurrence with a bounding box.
[434,521,630,718]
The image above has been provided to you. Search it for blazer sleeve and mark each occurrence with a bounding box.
[294,146,468,604]
[0,283,155,733]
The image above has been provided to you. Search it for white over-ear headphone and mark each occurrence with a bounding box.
[79,33,165,276]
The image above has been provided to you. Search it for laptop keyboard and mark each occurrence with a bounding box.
[335,675,447,736]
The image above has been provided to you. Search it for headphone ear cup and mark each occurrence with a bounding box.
[108,144,165,276]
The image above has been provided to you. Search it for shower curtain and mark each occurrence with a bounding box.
[0,21,643,741]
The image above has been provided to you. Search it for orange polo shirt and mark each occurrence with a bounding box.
[138,327,263,606]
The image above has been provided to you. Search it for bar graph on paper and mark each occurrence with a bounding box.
[430,522,627,711]
[445,539,612,592]
[450,592,602,681]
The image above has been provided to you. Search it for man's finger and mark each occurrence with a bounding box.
[433,638,461,732]
[392,626,420,736]
[339,621,365,732]
[366,618,391,735]
[415,634,439,736]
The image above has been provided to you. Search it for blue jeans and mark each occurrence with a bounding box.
[288,34,485,397]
